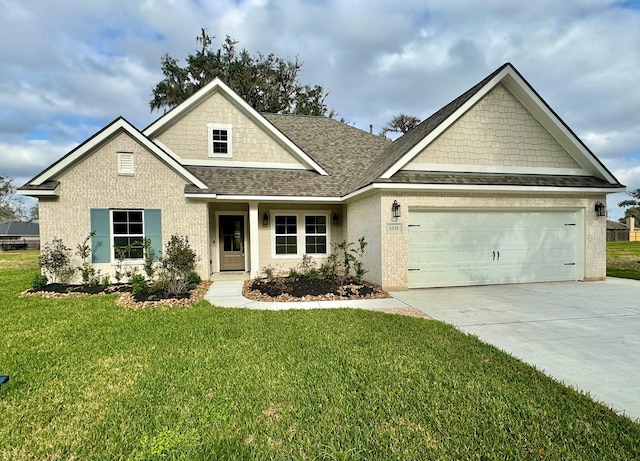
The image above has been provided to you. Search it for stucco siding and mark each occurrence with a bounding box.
[39,131,209,281]
[407,84,581,170]
[155,92,303,166]
[346,193,382,286]
[379,192,606,289]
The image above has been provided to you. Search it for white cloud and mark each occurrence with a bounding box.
[0,0,639,224]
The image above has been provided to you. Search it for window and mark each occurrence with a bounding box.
[305,215,327,254]
[272,212,331,257]
[208,124,232,157]
[90,209,161,264]
[117,152,134,175]
[112,210,144,259]
[275,215,297,255]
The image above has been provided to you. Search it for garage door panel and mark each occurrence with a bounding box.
[408,210,578,288]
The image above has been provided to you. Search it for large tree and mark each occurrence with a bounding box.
[380,113,421,138]
[618,189,640,223]
[0,175,26,223]
[150,30,331,116]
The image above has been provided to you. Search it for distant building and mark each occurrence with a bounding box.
[0,221,40,250]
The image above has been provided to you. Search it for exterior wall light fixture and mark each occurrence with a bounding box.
[594,201,606,218]
[263,212,269,227]
[333,213,339,225]
[392,200,401,218]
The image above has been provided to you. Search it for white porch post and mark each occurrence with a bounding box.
[248,201,260,278]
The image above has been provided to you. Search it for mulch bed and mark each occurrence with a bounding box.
[21,281,212,310]
[243,276,390,302]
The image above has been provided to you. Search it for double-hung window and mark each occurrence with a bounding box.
[90,208,161,263]
[305,216,327,254]
[112,210,144,259]
[208,123,232,157]
[275,215,297,255]
[273,213,329,257]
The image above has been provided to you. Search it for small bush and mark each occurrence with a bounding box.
[101,274,111,288]
[31,274,48,291]
[40,237,75,283]
[131,274,149,301]
[158,234,199,297]
[185,270,201,290]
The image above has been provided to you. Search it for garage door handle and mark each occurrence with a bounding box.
[493,251,500,261]
[497,251,500,261]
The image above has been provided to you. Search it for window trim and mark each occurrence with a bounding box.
[207,123,233,158]
[110,209,145,262]
[271,210,331,259]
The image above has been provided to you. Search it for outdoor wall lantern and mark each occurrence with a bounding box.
[392,200,401,218]
[594,201,606,218]
[262,212,269,227]
[333,213,339,225]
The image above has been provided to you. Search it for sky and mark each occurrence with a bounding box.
[1,0,639,220]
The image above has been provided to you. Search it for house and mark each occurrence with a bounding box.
[0,221,39,250]
[606,219,628,242]
[18,63,625,289]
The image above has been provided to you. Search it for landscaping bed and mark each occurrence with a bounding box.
[22,281,212,309]
[243,276,389,302]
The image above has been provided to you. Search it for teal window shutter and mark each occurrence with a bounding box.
[144,209,162,261]
[90,208,110,263]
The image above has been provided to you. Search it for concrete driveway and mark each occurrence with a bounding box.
[391,277,640,422]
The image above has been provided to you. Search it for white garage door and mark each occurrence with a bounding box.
[408,210,578,288]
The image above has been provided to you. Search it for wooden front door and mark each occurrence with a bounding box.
[219,215,245,271]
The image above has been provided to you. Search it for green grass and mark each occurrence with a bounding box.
[607,241,640,280]
[1,251,639,460]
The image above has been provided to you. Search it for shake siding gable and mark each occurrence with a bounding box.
[404,84,581,171]
[154,91,305,167]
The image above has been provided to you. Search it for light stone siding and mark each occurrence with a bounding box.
[408,84,581,169]
[378,192,606,290]
[155,92,303,165]
[207,202,345,276]
[39,132,209,282]
[346,193,382,286]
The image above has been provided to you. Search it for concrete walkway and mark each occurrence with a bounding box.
[391,278,640,422]
[204,280,412,310]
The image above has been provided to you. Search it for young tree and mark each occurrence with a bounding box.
[0,175,25,223]
[618,189,640,223]
[150,29,331,116]
[380,113,422,138]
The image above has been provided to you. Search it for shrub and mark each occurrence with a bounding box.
[101,274,111,288]
[332,237,368,283]
[76,231,96,285]
[185,270,201,290]
[130,274,149,301]
[31,274,48,291]
[39,237,75,283]
[157,234,199,297]
[142,238,156,279]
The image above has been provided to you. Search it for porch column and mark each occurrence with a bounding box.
[248,201,260,278]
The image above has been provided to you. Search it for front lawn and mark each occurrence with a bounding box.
[607,241,640,280]
[1,250,639,459]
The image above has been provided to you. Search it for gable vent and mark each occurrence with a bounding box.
[117,152,134,175]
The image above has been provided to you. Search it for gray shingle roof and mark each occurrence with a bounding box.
[0,221,39,237]
[186,114,391,197]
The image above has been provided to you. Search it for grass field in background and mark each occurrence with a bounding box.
[607,241,640,280]
[1,250,639,460]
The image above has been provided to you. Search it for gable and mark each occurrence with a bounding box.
[18,118,207,195]
[404,84,583,174]
[152,91,307,169]
[143,78,328,174]
[55,131,198,206]
[379,63,621,187]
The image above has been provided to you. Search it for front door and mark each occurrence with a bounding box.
[219,215,245,271]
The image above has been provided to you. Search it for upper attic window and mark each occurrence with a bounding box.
[208,123,232,158]
[117,152,134,175]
